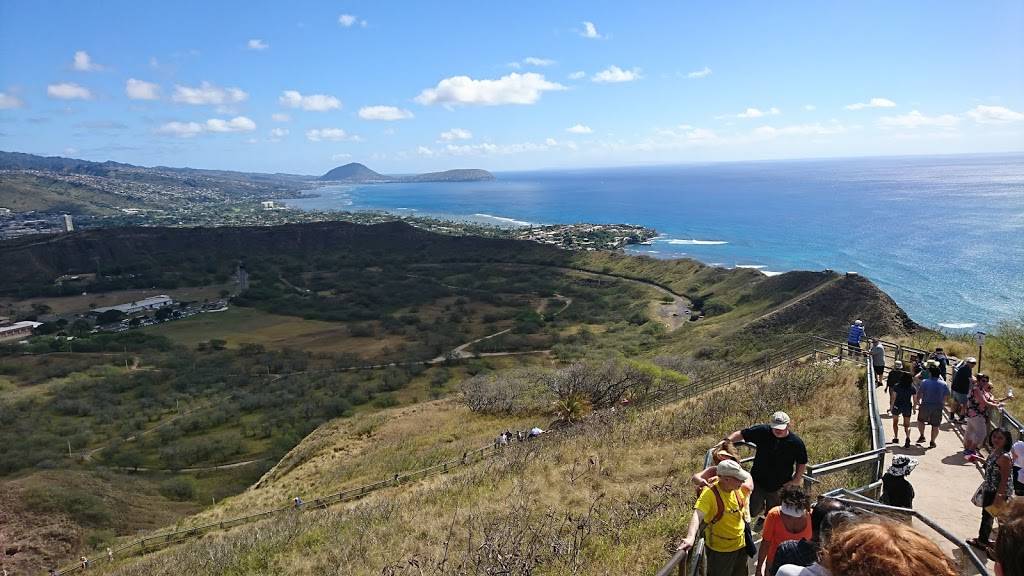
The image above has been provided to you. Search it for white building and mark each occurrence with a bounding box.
[0,321,43,342]
[62,214,74,232]
[92,295,174,316]
[261,201,276,210]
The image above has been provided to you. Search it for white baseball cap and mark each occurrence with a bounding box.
[770,411,791,430]
[716,459,751,483]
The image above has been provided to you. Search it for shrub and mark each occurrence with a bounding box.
[995,318,1024,376]
[159,477,197,501]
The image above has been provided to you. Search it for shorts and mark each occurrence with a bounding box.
[874,365,885,377]
[892,403,912,417]
[917,405,942,426]
[951,391,969,406]
[965,415,988,446]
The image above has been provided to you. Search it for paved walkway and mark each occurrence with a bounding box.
[874,383,995,573]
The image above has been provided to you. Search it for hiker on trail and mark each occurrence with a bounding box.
[888,362,917,447]
[930,347,950,380]
[726,411,808,522]
[909,352,925,380]
[914,361,948,448]
[993,499,1024,576]
[495,432,508,448]
[80,556,89,569]
[293,496,304,508]
[964,373,1011,458]
[692,440,752,490]
[820,518,958,576]
[1013,436,1024,497]
[846,320,865,357]
[756,485,812,576]
[772,502,855,574]
[529,427,544,438]
[516,430,525,442]
[967,428,1014,554]
[950,356,977,422]
[869,339,886,382]
[879,455,918,508]
[106,546,113,561]
[676,460,754,576]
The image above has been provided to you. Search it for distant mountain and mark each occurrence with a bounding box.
[319,163,388,182]
[319,163,494,183]
[405,169,495,182]
[0,150,132,176]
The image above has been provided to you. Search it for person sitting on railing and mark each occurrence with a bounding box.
[819,518,958,576]
[691,440,753,491]
[676,460,753,576]
[726,411,808,525]
[869,339,886,383]
[887,363,917,447]
[913,361,948,449]
[967,428,1014,554]
[950,356,977,423]
[964,373,1011,459]
[756,485,812,576]
[774,508,857,576]
[993,498,1024,576]
[879,455,917,509]
[846,320,865,357]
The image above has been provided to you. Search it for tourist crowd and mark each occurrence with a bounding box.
[674,335,1023,576]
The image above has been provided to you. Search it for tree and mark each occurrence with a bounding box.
[96,309,126,325]
[155,307,173,321]
[69,319,92,337]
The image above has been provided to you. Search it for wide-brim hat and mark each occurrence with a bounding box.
[887,455,918,477]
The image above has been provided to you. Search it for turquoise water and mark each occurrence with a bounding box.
[286,154,1024,329]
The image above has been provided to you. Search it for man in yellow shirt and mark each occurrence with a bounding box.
[677,459,752,576]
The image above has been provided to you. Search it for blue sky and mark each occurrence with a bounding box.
[1,1,1022,174]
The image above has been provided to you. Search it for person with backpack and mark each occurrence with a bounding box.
[757,485,812,576]
[677,460,754,576]
[771,500,854,574]
[930,347,949,381]
[879,455,917,508]
[846,320,865,357]
[887,362,917,447]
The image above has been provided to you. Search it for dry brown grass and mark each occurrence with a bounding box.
[100,362,864,576]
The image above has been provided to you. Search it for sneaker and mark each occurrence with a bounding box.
[916,436,926,444]
[904,438,911,448]
[891,437,900,445]
[929,441,937,448]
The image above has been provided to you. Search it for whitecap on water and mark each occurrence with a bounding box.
[937,322,978,329]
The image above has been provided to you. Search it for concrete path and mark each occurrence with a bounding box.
[874,384,995,573]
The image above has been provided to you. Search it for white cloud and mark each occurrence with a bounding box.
[966,104,1024,124]
[247,39,269,51]
[269,128,289,140]
[655,124,721,143]
[306,128,358,142]
[523,56,555,67]
[722,107,781,119]
[591,65,642,83]
[158,121,204,137]
[0,92,25,109]
[358,105,414,120]
[279,90,342,112]
[416,146,434,157]
[580,21,601,39]
[566,123,593,134]
[172,82,248,105]
[204,116,256,132]
[440,128,472,141]
[332,152,352,161]
[47,83,92,100]
[72,51,104,72]
[804,104,817,111]
[64,147,79,156]
[415,72,565,107]
[687,66,712,79]
[878,110,959,129]
[568,71,586,80]
[125,78,160,100]
[271,113,290,122]
[845,97,896,110]
[158,116,256,137]
[338,14,366,27]
[750,122,846,138]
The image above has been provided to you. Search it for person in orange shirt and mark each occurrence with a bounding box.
[757,485,812,576]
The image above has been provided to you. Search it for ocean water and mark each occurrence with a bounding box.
[286,154,1024,330]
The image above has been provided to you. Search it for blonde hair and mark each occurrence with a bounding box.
[821,518,957,576]
[712,439,740,463]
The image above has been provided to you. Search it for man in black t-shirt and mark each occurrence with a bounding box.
[727,411,809,521]
[950,357,976,422]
